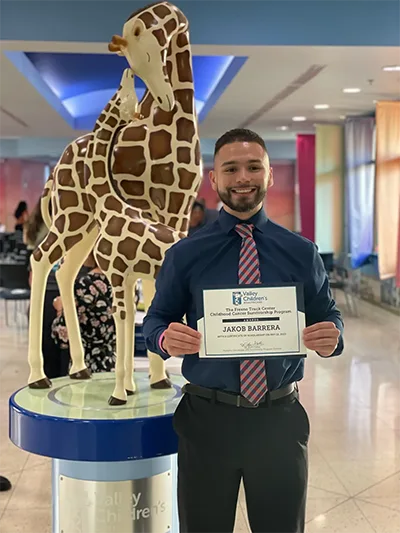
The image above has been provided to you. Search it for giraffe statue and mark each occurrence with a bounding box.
[81,1,202,403]
[27,68,141,389]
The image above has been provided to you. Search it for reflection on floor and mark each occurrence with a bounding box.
[0,293,399,532]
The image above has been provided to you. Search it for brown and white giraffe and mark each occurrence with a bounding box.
[27,68,140,389]
[81,1,202,403]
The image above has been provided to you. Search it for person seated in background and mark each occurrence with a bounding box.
[51,250,116,374]
[23,197,48,253]
[13,201,28,232]
[188,201,206,236]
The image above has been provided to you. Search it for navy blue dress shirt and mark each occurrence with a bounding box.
[143,207,344,392]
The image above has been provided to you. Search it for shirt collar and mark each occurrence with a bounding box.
[218,206,269,235]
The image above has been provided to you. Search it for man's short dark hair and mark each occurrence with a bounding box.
[214,128,266,158]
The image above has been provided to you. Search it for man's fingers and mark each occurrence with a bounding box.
[303,322,337,333]
[166,337,201,351]
[169,323,202,339]
[167,330,202,346]
[303,331,339,341]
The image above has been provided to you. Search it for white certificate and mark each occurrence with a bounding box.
[197,285,306,358]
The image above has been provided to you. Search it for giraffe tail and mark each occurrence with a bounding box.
[40,171,54,229]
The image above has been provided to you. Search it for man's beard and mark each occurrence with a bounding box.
[217,186,266,213]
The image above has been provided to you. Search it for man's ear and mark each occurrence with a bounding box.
[209,169,217,192]
[268,166,274,188]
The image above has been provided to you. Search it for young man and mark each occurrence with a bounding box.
[143,129,344,533]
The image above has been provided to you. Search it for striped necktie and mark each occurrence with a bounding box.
[235,223,268,405]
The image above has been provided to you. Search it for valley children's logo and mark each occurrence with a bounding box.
[232,292,243,306]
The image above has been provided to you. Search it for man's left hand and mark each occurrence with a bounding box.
[303,322,340,357]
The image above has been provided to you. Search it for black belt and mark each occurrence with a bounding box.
[182,382,296,409]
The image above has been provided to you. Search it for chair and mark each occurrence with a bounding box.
[0,262,31,326]
[329,253,359,316]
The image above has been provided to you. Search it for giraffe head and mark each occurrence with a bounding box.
[108,2,187,113]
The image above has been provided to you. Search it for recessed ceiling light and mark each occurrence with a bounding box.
[383,65,400,72]
[373,100,378,104]
[276,126,288,131]
[292,116,306,122]
[314,104,330,110]
[340,115,346,119]
[343,88,361,93]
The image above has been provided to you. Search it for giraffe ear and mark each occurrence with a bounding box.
[131,19,146,39]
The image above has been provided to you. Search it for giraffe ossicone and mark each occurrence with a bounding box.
[27,1,202,405]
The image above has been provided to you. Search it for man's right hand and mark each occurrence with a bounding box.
[162,323,202,357]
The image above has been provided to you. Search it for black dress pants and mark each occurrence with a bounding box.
[173,390,310,533]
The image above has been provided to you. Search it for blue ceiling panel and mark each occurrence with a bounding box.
[14,51,247,128]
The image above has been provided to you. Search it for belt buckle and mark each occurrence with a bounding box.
[236,395,260,408]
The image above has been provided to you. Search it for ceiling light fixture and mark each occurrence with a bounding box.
[339,115,346,119]
[382,65,400,72]
[343,88,361,93]
[292,116,306,122]
[277,126,288,131]
[314,104,330,109]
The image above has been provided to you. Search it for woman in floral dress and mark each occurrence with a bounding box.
[51,252,116,373]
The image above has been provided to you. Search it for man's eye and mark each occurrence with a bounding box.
[249,166,262,171]
[225,167,236,173]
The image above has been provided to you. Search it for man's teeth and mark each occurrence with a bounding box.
[232,188,253,193]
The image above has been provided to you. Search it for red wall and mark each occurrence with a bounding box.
[0,159,47,231]
[197,162,295,231]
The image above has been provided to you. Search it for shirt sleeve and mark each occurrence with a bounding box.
[142,245,189,360]
[304,244,344,357]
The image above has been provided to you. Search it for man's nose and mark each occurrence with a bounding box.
[236,169,251,183]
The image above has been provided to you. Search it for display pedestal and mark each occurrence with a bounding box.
[9,372,185,533]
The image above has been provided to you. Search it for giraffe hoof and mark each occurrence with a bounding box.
[69,369,91,380]
[126,389,135,396]
[28,377,52,389]
[108,396,127,406]
[151,378,173,390]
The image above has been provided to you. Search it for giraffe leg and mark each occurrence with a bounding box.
[124,278,136,395]
[141,278,172,389]
[55,228,98,379]
[109,289,128,405]
[28,235,63,388]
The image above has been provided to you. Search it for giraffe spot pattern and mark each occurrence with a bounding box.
[115,291,124,298]
[60,191,79,211]
[54,214,66,233]
[87,142,94,159]
[122,125,147,142]
[108,216,126,237]
[139,92,153,119]
[175,6,187,28]
[184,195,195,215]
[113,146,146,177]
[120,180,145,196]
[65,234,83,250]
[195,139,201,165]
[118,237,140,261]
[176,50,193,83]
[96,129,113,142]
[49,246,63,264]
[168,192,185,214]
[177,147,191,164]
[142,239,162,261]
[120,310,127,320]
[113,257,128,273]
[111,274,124,288]
[180,218,189,232]
[176,31,189,48]
[176,117,195,143]
[168,216,179,229]
[166,60,173,81]
[150,187,166,210]
[76,135,91,157]
[134,261,151,275]
[151,224,175,244]
[164,17,177,35]
[139,11,158,28]
[95,143,108,157]
[127,222,146,237]
[76,161,86,189]
[69,214,89,233]
[100,212,107,221]
[60,145,74,165]
[153,28,166,47]
[127,199,151,210]
[82,193,96,212]
[106,116,118,128]
[153,106,177,127]
[96,255,110,272]
[151,162,175,185]
[153,4,171,18]
[149,130,172,160]
[58,169,74,187]
[175,89,194,114]
[93,183,111,197]
[33,248,43,261]
[178,168,197,190]
[98,238,112,256]
[154,264,161,278]
[105,196,123,213]
[93,161,107,179]
[87,220,97,232]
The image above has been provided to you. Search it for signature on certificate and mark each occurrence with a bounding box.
[240,341,264,351]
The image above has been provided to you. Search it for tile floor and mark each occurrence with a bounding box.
[0,293,399,532]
